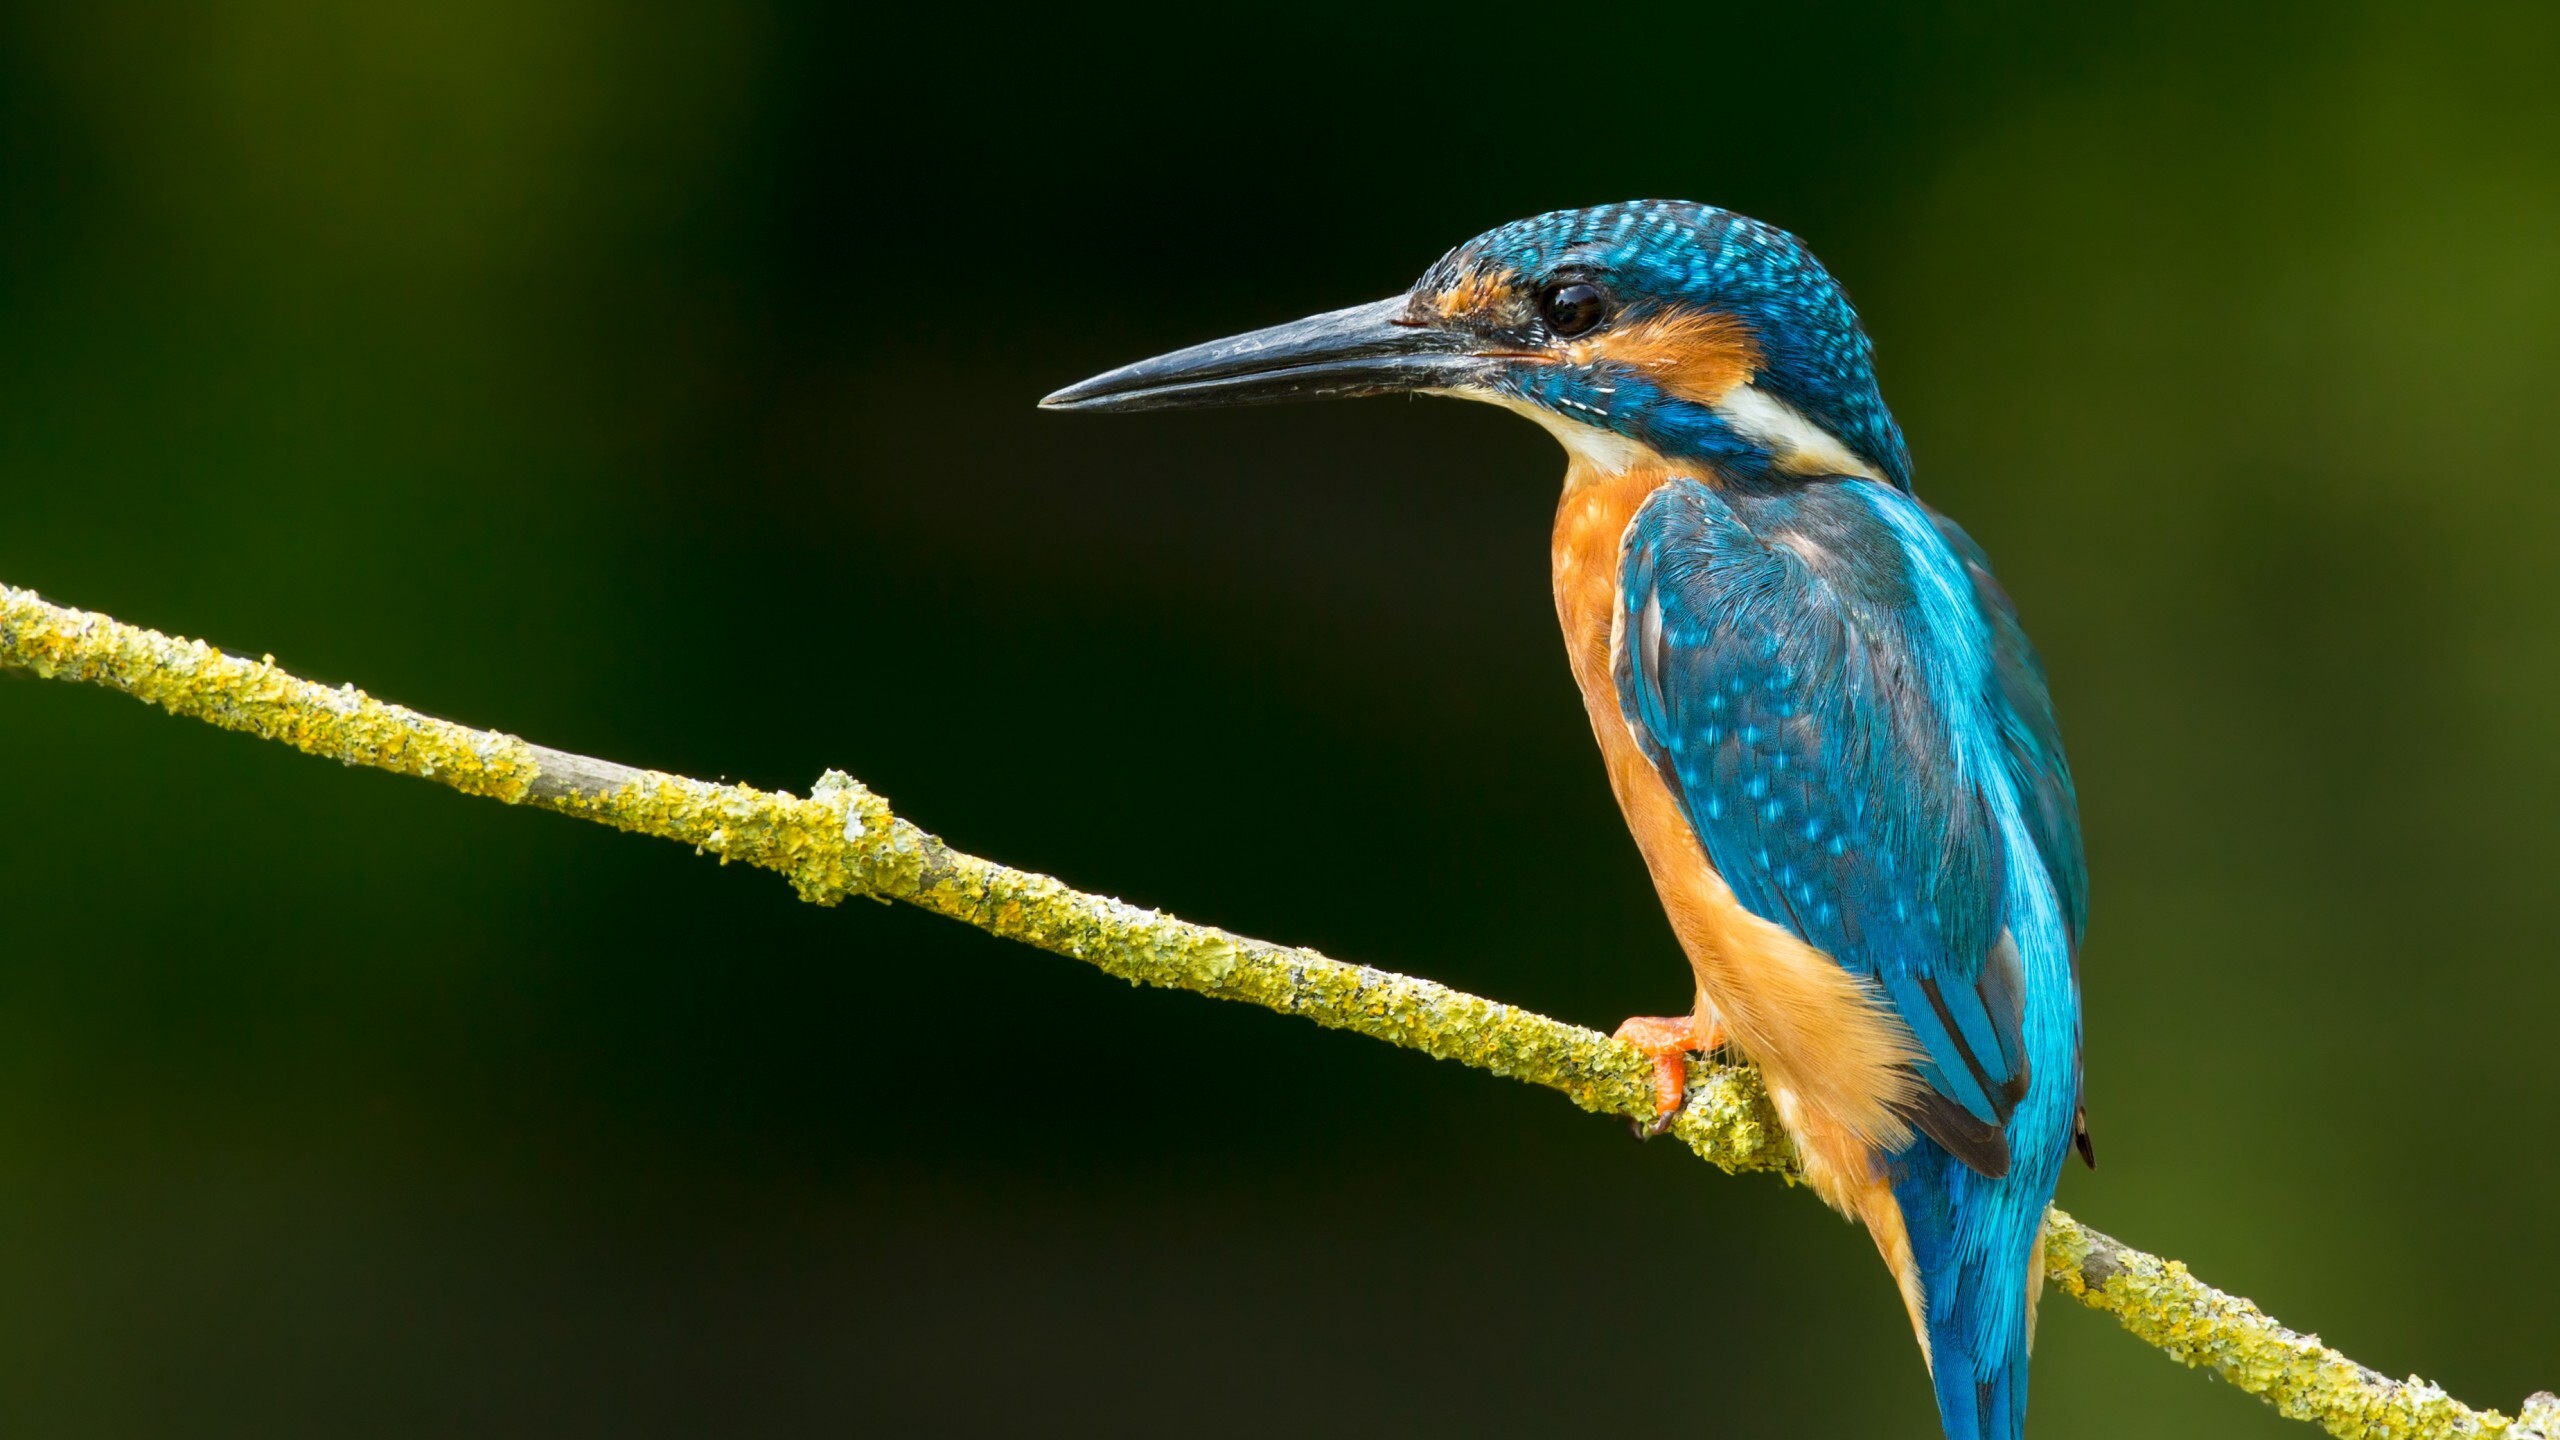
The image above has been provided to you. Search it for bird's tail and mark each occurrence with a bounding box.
[1890,1143,2051,1440]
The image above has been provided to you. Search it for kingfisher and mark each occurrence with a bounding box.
[1042,201,2089,1440]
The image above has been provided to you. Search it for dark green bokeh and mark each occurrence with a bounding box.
[3,4,2555,1435]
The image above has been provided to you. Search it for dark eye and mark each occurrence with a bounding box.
[1540,281,1609,338]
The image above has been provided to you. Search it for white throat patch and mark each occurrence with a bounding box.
[1461,392,1653,475]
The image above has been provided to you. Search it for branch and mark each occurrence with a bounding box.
[1,581,2548,1440]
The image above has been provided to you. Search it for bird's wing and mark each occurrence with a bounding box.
[1613,477,2075,1177]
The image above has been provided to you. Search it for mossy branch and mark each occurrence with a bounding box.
[1,581,2549,1439]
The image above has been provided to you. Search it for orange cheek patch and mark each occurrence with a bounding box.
[1569,309,1762,406]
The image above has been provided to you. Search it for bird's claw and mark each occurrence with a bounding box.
[1614,1013,1720,1141]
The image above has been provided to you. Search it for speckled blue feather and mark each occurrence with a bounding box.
[1615,480,2023,1122]
[1613,475,2082,1440]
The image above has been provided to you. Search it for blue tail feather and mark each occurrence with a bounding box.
[1892,1136,2058,1440]
[1926,1332,2027,1440]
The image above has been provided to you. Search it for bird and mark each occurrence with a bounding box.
[1040,200,2089,1440]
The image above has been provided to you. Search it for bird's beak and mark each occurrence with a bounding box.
[1038,296,1489,413]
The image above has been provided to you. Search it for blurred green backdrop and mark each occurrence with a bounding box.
[3,3,2556,1435]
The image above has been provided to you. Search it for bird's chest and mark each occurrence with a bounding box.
[1550,466,1665,758]
[1549,466,1698,881]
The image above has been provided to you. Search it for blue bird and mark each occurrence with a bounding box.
[1043,200,2090,1440]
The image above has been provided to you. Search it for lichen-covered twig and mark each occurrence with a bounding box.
[0,581,2548,1439]
[2044,1219,2555,1439]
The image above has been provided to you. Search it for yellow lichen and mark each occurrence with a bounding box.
[2046,1210,2530,1438]
[1,586,538,802]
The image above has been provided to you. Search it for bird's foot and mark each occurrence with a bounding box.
[1612,1014,1725,1139]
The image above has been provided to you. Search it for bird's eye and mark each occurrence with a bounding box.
[1540,281,1609,338]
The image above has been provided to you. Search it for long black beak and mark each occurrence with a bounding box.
[1039,296,1488,413]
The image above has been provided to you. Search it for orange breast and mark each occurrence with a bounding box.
[1550,459,1929,1338]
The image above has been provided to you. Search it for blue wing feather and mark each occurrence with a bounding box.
[1930,512,2088,961]
[1613,476,2075,1169]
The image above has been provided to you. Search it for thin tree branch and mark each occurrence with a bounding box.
[1,581,2549,1439]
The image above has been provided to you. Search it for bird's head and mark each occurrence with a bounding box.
[1042,200,1911,490]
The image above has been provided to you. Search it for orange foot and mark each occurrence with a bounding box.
[1612,1014,1727,1138]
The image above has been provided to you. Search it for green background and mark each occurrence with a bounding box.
[3,3,2554,1435]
